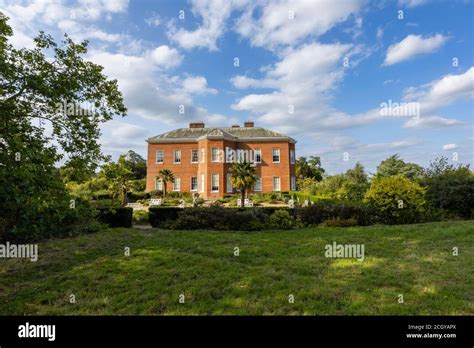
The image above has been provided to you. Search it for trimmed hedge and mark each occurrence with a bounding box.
[148,206,296,230]
[96,207,133,228]
[148,207,182,227]
[296,201,376,226]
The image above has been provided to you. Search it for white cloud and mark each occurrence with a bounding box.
[230,42,381,133]
[235,0,363,50]
[182,76,218,95]
[168,0,245,51]
[87,49,226,127]
[442,143,458,150]
[398,0,428,8]
[403,67,474,113]
[2,0,130,49]
[384,34,447,65]
[150,45,183,68]
[404,116,463,129]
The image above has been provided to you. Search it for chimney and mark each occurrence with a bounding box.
[189,122,205,129]
[244,121,254,128]
[231,124,240,128]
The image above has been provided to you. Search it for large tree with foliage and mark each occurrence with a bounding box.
[0,13,126,240]
[296,156,325,181]
[376,154,423,181]
[230,161,258,207]
[100,155,139,206]
[421,157,473,218]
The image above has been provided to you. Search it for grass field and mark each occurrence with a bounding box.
[0,221,472,315]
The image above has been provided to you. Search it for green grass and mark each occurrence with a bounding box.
[0,221,472,315]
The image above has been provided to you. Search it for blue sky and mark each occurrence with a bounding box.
[2,0,473,174]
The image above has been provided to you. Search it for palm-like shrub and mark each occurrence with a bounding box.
[158,169,175,197]
[230,161,257,207]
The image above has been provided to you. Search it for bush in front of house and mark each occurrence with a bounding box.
[297,201,376,226]
[133,210,149,225]
[363,176,426,224]
[321,218,358,227]
[269,209,300,229]
[148,207,182,227]
[171,206,270,231]
[96,207,133,228]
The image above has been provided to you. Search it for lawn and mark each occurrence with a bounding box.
[0,221,472,315]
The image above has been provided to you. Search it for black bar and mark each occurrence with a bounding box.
[0,316,472,346]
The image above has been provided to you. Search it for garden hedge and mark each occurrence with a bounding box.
[148,206,296,229]
[96,207,133,228]
[148,207,182,227]
[296,201,376,226]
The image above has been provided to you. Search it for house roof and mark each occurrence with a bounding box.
[147,127,297,144]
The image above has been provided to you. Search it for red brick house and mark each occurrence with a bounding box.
[146,122,296,199]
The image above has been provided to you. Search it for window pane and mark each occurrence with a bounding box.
[255,149,261,163]
[273,177,281,191]
[272,149,280,162]
[201,148,205,163]
[192,150,198,163]
[226,173,232,192]
[173,177,180,191]
[156,150,163,163]
[191,177,198,191]
[212,174,219,191]
[174,150,181,163]
[201,174,205,192]
[156,178,163,190]
[254,176,262,191]
[211,148,219,162]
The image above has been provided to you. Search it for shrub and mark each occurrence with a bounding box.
[148,207,182,227]
[321,218,358,227]
[269,209,299,229]
[364,176,426,224]
[1,198,103,243]
[421,167,474,219]
[297,201,375,226]
[129,191,150,202]
[96,207,133,228]
[171,207,271,231]
[133,210,149,225]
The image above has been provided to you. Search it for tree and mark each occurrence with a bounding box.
[158,169,175,197]
[421,157,473,218]
[338,162,370,201]
[376,155,423,181]
[0,13,126,240]
[296,156,325,181]
[423,156,455,177]
[345,162,368,184]
[101,156,136,206]
[123,150,147,180]
[230,161,258,207]
[364,176,426,224]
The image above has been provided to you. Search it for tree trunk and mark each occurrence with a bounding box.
[163,182,167,197]
[121,186,127,206]
[241,188,245,208]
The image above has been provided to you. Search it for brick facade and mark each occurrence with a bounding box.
[146,123,296,199]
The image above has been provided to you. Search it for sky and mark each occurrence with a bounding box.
[2,0,473,174]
